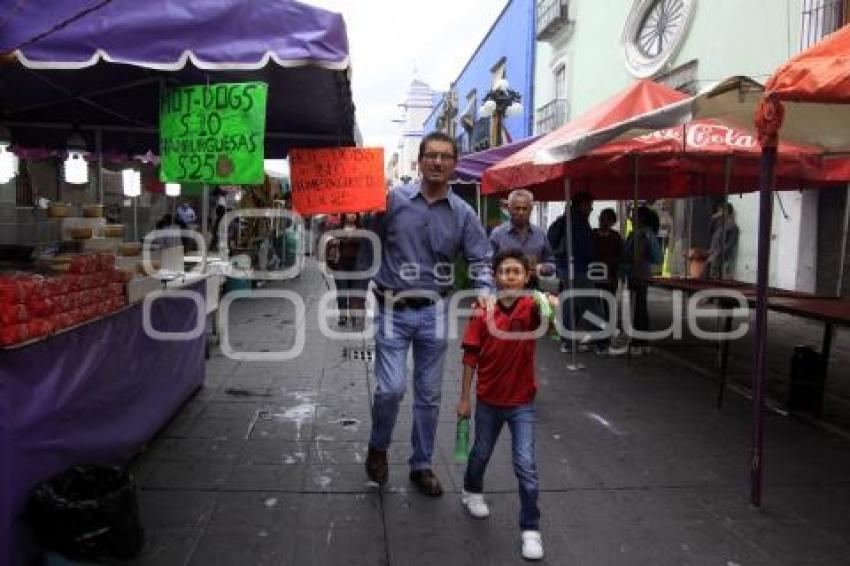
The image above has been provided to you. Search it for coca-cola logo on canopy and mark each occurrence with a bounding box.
[635,124,757,149]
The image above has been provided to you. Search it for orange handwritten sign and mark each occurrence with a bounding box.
[289,147,386,215]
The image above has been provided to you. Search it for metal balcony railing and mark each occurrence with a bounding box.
[800,0,845,50]
[536,99,569,134]
[536,0,570,41]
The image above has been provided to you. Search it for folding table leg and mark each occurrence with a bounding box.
[716,310,733,409]
[817,322,835,417]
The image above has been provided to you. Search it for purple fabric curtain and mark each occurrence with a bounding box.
[0,283,207,565]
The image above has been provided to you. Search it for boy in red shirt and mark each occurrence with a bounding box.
[457,248,557,561]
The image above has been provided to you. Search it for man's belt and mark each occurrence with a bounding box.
[373,286,451,310]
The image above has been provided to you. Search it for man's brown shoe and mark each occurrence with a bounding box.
[365,446,388,484]
[409,469,443,497]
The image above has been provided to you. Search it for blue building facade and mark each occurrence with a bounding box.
[423,0,535,154]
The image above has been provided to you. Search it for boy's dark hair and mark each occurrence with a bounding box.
[600,207,617,222]
[716,201,734,215]
[418,131,458,160]
[493,248,531,272]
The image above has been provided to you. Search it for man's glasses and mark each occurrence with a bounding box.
[422,152,456,162]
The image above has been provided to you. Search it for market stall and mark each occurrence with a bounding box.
[0,1,356,563]
[481,74,850,506]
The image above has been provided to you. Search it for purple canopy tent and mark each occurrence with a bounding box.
[1,3,357,563]
[0,0,356,155]
[454,135,542,182]
[452,135,543,226]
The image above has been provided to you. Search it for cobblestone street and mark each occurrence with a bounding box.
[128,263,850,565]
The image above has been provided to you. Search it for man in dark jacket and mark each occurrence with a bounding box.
[547,191,599,353]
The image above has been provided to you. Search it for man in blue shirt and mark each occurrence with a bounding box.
[489,189,555,289]
[365,132,493,496]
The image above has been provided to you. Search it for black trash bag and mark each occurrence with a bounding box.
[27,465,144,562]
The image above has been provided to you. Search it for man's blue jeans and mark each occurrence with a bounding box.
[369,302,448,471]
[464,401,540,531]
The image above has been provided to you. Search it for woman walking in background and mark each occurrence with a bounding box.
[326,213,367,327]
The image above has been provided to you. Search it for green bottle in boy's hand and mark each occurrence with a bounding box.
[454,417,470,462]
[533,290,560,340]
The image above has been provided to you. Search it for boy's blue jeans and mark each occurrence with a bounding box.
[369,302,447,471]
[464,401,540,531]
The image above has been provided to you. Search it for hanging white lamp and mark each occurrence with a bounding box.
[63,132,88,184]
[122,168,141,197]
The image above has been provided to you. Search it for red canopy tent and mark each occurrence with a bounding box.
[482,80,688,199]
[482,80,845,201]
[750,23,850,507]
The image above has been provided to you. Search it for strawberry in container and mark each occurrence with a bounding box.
[69,291,84,308]
[81,304,99,320]
[68,255,86,274]
[109,282,125,297]
[26,296,55,318]
[0,302,29,325]
[51,293,71,312]
[0,278,25,303]
[63,273,81,292]
[44,276,64,297]
[27,318,54,338]
[65,307,83,325]
[30,276,49,299]
[0,273,37,303]
[0,323,30,346]
[95,270,111,287]
[98,252,116,271]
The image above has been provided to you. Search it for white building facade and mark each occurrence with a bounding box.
[387,78,439,187]
[533,0,849,293]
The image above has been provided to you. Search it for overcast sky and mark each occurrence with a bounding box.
[302,0,509,161]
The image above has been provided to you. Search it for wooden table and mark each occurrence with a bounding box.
[644,277,850,411]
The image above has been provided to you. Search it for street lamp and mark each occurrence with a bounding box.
[478,78,523,146]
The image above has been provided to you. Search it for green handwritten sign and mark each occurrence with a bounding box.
[160,82,267,184]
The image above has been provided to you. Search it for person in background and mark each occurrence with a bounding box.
[176,200,196,227]
[489,189,555,289]
[591,207,623,350]
[703,202,739,280]
[210,187,228,250]
[326,213,367,327]
[620,206,662,356]
[457,249,556,561]
[154,214,183,250]
[362,131,493,496]
[546,191,598,353]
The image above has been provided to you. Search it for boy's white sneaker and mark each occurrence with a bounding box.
[521,530,544,560]
[461,489,490,518]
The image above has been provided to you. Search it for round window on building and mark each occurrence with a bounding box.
[623,0,696,78]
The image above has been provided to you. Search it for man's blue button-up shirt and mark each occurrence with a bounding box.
[368,183,493,292]
[489,221,555,266]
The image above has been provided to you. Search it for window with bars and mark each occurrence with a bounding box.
[801,0,846,50]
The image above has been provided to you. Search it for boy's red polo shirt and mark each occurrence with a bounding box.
[462,296,541,407]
